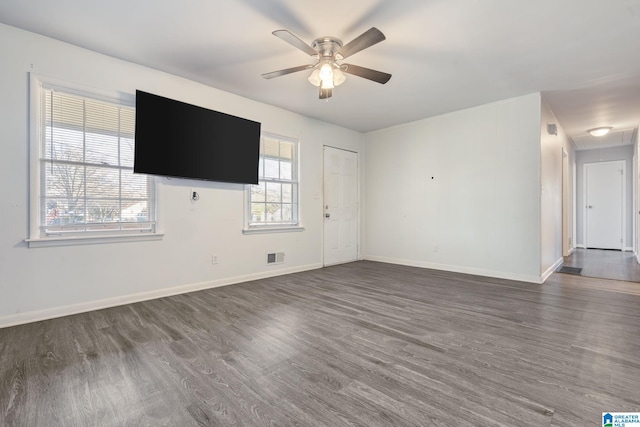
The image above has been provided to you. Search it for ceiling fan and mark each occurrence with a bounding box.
[262,27,392,99]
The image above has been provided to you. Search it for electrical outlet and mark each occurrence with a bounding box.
[211,254,218,264]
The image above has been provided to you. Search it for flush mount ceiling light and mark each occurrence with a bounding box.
[587,127,613,137]
[262,28,391,99]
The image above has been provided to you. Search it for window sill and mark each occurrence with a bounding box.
[242,226,305,235]
[25,233,164,248]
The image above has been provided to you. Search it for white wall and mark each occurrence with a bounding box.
[574,145,634,249]
[363,93,543,282]
[540,98,573,277]
[0,24,364,326]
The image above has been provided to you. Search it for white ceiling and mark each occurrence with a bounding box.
[2,0,640,140]
[572,128,637,151]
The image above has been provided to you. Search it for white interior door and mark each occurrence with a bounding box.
[585,161,624,250]
[323,146,358,266]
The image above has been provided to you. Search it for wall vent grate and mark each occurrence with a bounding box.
[266,252,285,265]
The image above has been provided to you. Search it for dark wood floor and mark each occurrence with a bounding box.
[1,261,639,426]
[562,248,640,282]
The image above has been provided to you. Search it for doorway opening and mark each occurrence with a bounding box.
[561,149,640,282]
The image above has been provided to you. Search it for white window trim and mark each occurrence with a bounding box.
[25,233,164,248]
[26,73,162,248]
[242,226,305,235]
[243,132,303,234]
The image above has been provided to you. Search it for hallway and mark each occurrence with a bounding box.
[561,248,640,283]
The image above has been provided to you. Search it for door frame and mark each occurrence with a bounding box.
[322,145,360,266]
[582,160,626,250]
[634,152,637,256]
[562,147,570,256]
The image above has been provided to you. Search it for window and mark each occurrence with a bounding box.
[246,133,300,231]
[28,76,158,246]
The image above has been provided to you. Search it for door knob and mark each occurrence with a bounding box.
[588,205,593,209]
[325,213,330,218]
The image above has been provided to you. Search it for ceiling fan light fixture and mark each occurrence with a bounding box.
[309,63,344,89]
[332,67,346,86]
[319,63,334,87]
[321,79,335,89]
[588,126,612,137]
[307,69,321,86]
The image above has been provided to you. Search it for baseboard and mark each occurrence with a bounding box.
[0,263,323,329]
[574,244,631,252]
[363,255,544,284]
[541,257,564,283]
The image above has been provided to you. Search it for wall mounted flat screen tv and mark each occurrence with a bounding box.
[134,90,261,185]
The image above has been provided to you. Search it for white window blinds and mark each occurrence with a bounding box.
[39,86,155,236]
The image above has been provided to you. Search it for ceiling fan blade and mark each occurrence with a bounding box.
[337,27,386,59]
[319,87,333,99]
[273,30,317,56]
[341,64,391,84]
[261,64,315,79]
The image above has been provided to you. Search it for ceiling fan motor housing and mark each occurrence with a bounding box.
[312,37,343,59]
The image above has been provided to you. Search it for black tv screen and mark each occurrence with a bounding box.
[134,90,261,185]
